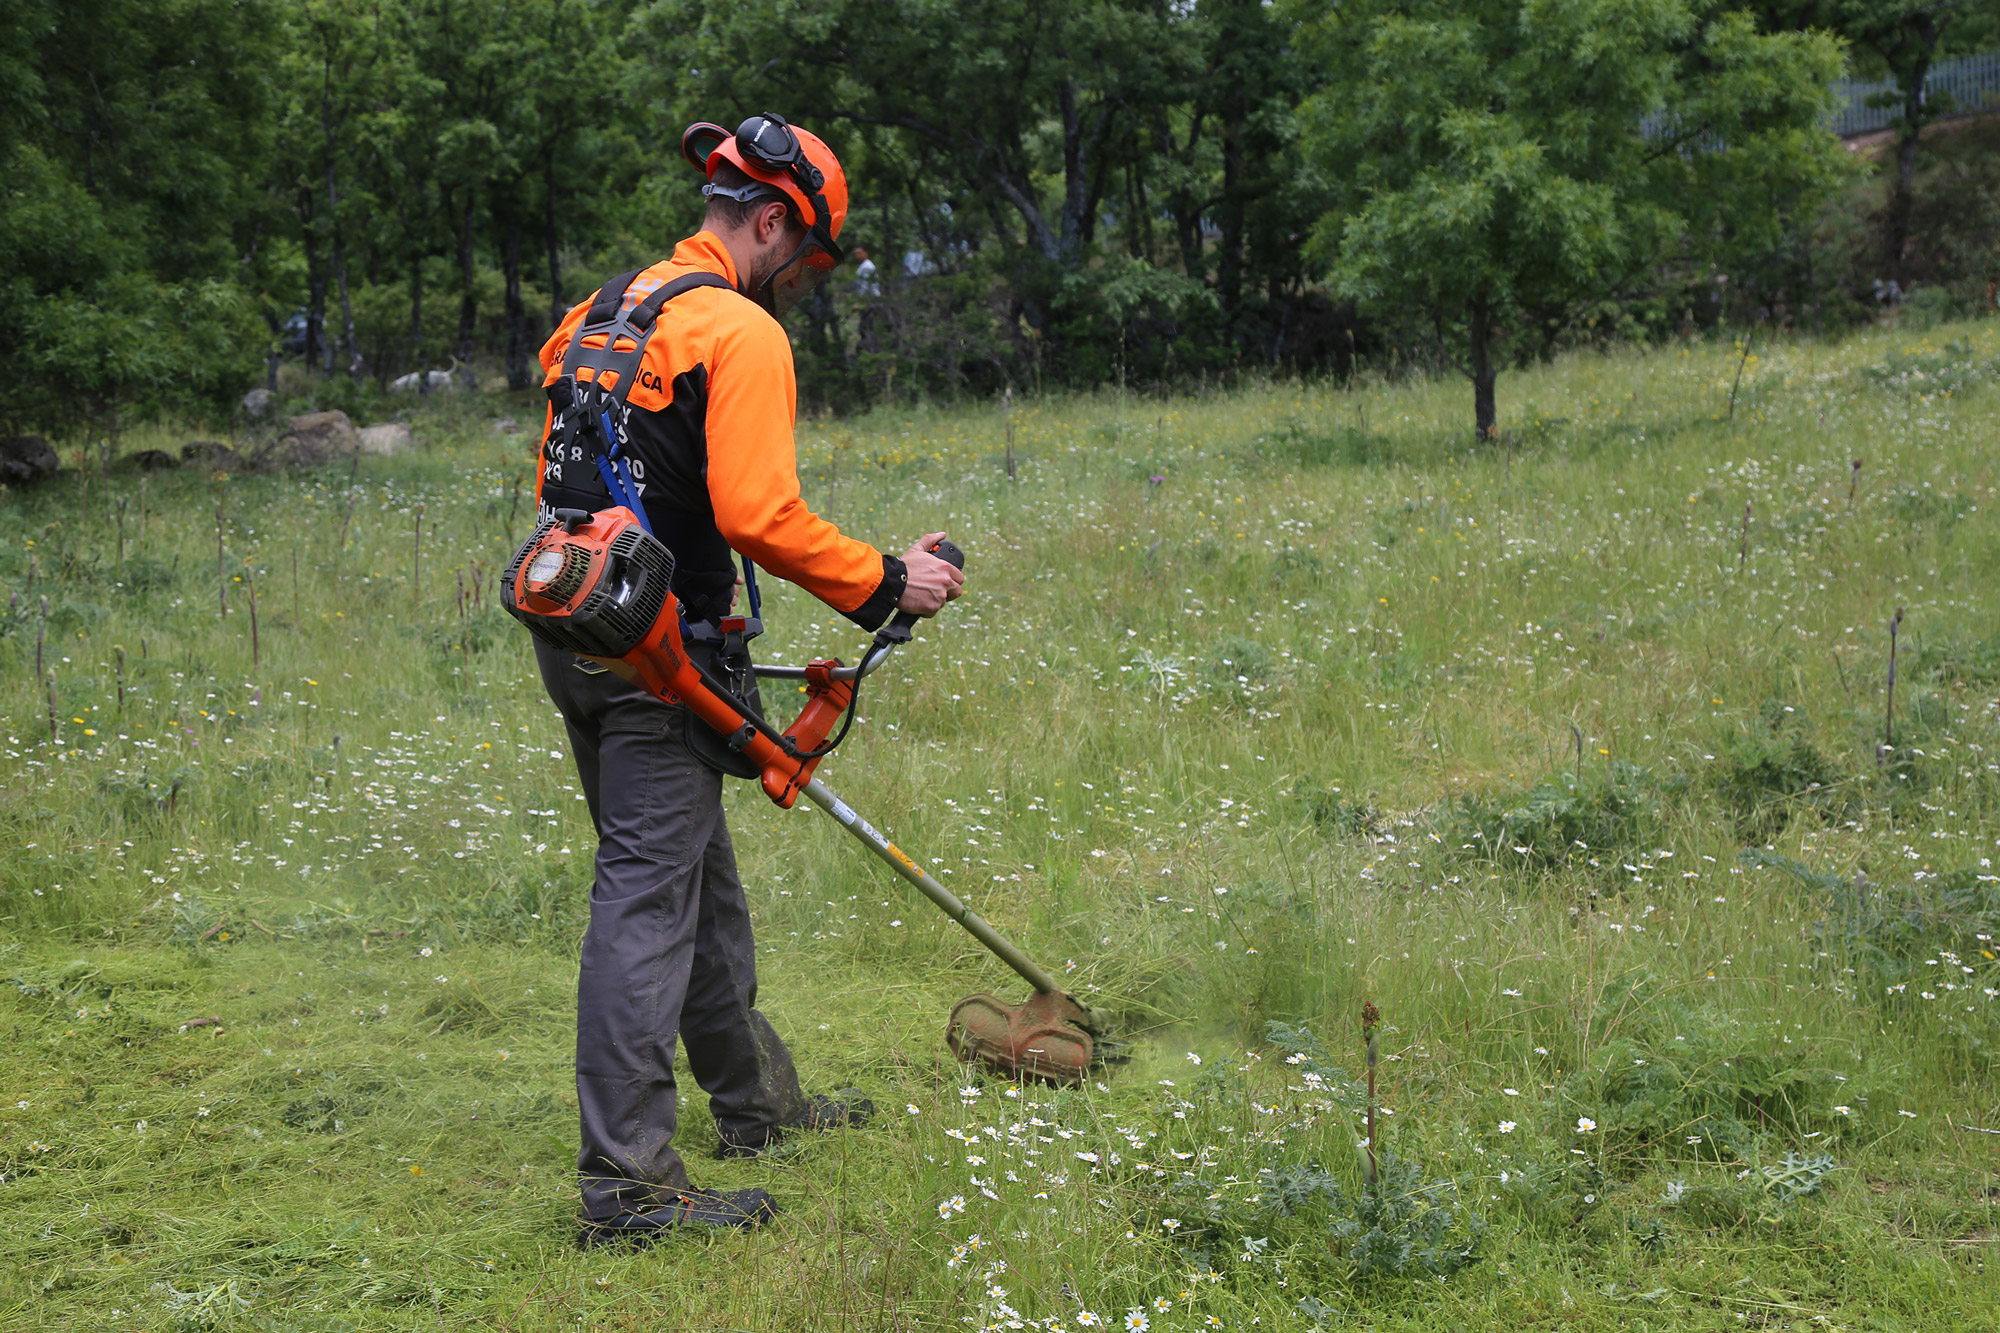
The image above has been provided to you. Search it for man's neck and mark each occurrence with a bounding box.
[708,223,761,293]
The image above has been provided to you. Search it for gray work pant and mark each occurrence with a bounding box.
[535,639,806,1219]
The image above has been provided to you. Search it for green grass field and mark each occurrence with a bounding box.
[5,319,2000,1331]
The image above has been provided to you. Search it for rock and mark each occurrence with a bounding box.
[284,410,359,449]
[242,387,276,418]
[130,449,177,471]
[356,422,413,456]
[0,436,59,486]
[182,440,238,468]
[272,410,360,468]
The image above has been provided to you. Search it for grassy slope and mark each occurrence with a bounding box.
[3,321,1999,1330]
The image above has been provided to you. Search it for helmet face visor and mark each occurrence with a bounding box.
[802,235,842,271]
[795,258,835,293]
[770,245,835,316]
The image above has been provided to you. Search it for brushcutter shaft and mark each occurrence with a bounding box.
[801,777,1059,996]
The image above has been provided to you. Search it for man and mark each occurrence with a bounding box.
[851,245,879,296]
[531,114,964,1243]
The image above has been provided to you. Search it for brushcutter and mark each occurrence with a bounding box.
[502,505,1113,1084]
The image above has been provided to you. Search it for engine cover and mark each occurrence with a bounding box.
[503,509,676,658]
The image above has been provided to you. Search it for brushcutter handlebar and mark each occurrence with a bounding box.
[751,536,964,683]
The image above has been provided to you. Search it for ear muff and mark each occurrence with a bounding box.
[681,122,730,171]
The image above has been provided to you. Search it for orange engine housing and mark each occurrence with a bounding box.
[503,507,850,807]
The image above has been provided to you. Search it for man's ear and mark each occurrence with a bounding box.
[755,200,792,247]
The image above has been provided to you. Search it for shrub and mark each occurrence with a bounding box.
[1495,1154,1607,1228]
[1262,1020,1367,1107]
[1270,543,1325,583]
[1914,632,2000,687]
[1560,974,1845,1168]
[1749,850,2000,1013]
[1268,419,1397,467]
[1296,786,1378,837]
[1253,1155,1485,1280]
[1859,338,1995,395]
[1125,648,1193,703]
[1659,1153,1837,1230]
[1711,733,1846,833]
[1442,763,1655,877]
[1205,634,1276,686]
[1708,701,1850,835]
[1143,1025,1483,1285]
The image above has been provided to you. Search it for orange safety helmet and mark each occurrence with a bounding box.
[682,114,847,271]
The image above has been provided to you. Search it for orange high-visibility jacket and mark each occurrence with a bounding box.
[534,232,904,629]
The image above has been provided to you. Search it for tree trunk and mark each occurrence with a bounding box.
[1885,30,1940,278]
[1080,117,1116,247]
[321,75,361,381]
[1800,217,1820,338]
[1880,6,1944,278]
[1173,195,1203,282]
[1469,295,1497,442]
[456,189,479,390]
[1217,87,1245,321]
[329,199,360,381]
[1127,161,1153,261]
[990,167,1063,262]
[303,204,326,375]
[1055,79,1110,264]
[502,217,529,391]
[410,254,428,398]
[973,87,1106,268]
[544,149,564,328]
[805,280,841,364]
[1152,110,1206,281]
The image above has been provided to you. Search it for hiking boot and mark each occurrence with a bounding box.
[716,1089,875,1158]
[579,1187,781,1246]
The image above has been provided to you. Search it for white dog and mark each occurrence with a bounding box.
[389,357,462,394]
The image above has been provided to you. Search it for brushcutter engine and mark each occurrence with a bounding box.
[505,508,678,660]
[503,506,1116,1084]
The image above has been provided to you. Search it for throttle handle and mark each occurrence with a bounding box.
[887,537,965,635]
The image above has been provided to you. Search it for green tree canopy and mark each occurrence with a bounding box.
[0,0,282,437]
[4,0,1984,431]
[1292,0,1850,438]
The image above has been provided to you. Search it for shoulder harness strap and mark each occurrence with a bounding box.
[556,269,733,407]
[546,270,734,530]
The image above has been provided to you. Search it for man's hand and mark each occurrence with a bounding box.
[897,532,964,617]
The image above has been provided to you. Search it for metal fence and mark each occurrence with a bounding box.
[1829,49,2000,137]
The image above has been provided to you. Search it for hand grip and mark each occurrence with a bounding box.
[887,537,965,635]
